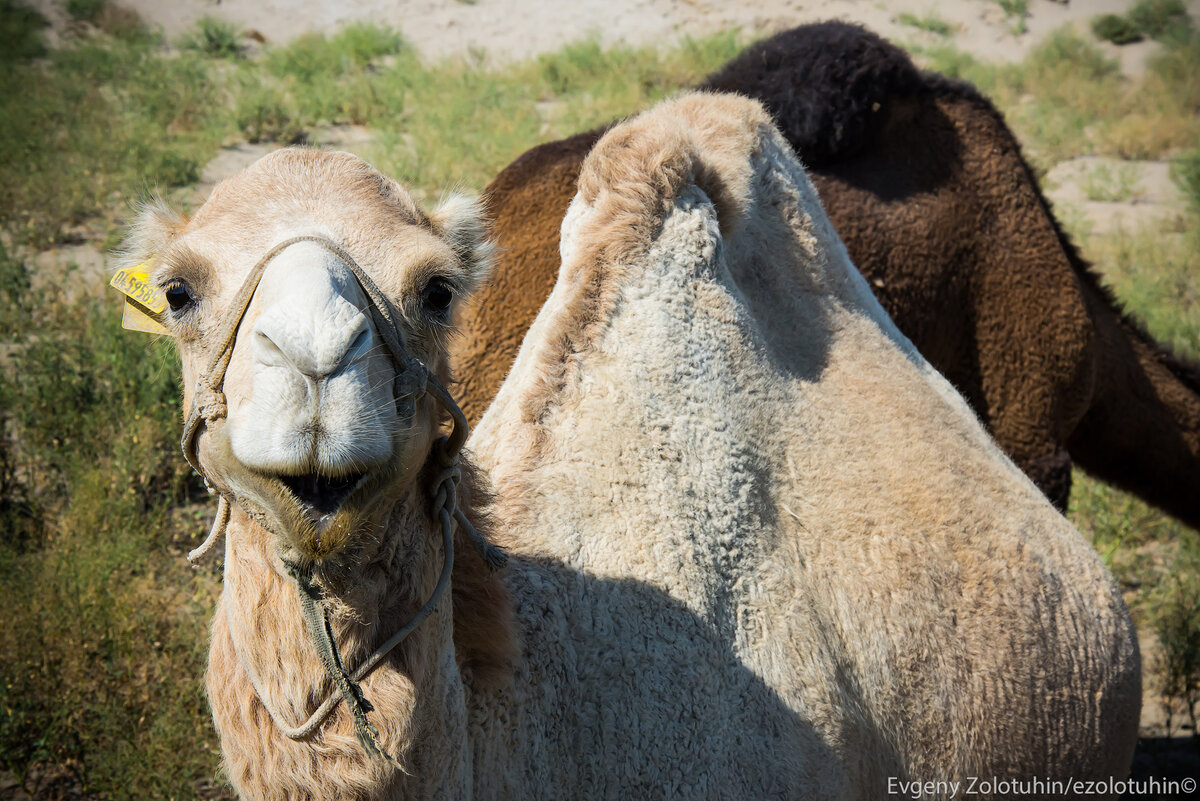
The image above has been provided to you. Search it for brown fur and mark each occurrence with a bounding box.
[452,23,1200,526]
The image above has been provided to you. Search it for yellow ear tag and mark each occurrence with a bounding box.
[110,264,169,335]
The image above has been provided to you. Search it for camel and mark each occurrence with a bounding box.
[122,94,1138,799]
[452,21,1200,527]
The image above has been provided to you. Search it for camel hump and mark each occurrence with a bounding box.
[702,21,924,167]
[575,91,773,245]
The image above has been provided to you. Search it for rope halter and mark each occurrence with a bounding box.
[180,234,506,765]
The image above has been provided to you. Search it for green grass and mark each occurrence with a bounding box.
[3,10,1200,796]
[916,26,1200,169]
[1129,0,1191,40]
[1079,161,1142,202]
[898,11,952,37]
[0,21,742,247]
[0,240,219,798]
[65,0,106,21]
[1093,0,1193,46]
[1173,150,1200,213]
[178,16,242,58]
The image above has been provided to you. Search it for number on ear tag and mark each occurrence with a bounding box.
[110,263,169,334]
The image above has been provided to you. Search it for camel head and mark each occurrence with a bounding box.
[120,149,493,563]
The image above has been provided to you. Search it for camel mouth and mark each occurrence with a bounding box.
[278,471,367,522]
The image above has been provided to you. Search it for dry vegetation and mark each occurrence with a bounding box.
[0,0,1198,797]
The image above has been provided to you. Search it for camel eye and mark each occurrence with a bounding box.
[165,281,196,313]
[422,277,453,318]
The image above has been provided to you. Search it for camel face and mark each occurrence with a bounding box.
[122,148,493,560]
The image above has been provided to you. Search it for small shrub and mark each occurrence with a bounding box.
[65,0,106,21]
[235,86,305,143]
[0,0,48,63]
[331,22,407,66]
[1173,150,1200,214]
[1091,13,1143,45]
[997,0,1029,34]
[1129,0,1190,39]
[267,24,405,82]
[179,15,241,58]
[92,2,147,41]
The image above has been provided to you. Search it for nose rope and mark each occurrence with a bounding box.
[180,235,506,765]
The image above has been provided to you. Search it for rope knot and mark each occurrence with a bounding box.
[428,451,508,572]
[195,386,228,423]
[431,461,462,519]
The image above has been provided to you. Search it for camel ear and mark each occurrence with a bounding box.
[114,195,188,272]
[428,193,495,298]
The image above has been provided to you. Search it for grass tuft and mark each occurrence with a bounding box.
[1129,0,1191,40]
[996,0,1029,35]
[1092,13,1143,45]
[1173,150,1200,214]
[179,15,242,58]
[898,11,952,37]
[65,0,106,22]
[1093,0,1193,46]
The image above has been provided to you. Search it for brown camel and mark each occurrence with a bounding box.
[451,21,1200,527]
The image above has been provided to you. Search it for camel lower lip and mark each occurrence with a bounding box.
[279,472,366,519]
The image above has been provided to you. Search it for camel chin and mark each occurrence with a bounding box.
[201,423,412,562]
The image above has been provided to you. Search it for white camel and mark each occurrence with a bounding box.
[119,92,1139,800]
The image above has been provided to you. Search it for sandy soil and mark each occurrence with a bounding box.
[32,0,1180,73]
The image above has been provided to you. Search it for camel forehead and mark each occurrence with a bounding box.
[187,149,428,242]
[161,149,456,299]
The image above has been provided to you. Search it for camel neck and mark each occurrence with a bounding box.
[209,499,469,800]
